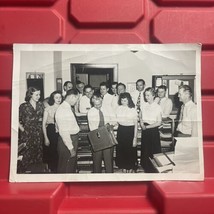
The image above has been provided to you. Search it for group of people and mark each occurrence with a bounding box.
[18,78,197,174]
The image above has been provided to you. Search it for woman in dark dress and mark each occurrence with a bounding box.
[140,87,162,173]
[18,87,44,173]
[42,91,62,172]
[115,92,138,173]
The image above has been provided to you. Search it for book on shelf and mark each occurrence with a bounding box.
[159,131,172,138]
[78,153,92,158]
[77,160,93,165]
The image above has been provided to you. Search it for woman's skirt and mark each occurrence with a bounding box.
[141,125,161,173]
[116,124,137,170]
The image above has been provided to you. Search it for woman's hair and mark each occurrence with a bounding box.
[118,92,135,108]
[48,90,62,106]
[25,87,40,102]
[144,87,156,98]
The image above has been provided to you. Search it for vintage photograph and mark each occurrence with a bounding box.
[10,44,203,182]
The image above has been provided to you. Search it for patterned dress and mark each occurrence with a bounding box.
[18,101,44,173]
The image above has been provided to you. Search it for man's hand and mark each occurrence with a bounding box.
[141,124,147,130]
[132,137,137,147]
[69,148,76,158]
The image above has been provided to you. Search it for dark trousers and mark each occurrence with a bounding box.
[93,147,114,173]
[57,134,79,173]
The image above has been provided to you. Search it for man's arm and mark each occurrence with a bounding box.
[59,130,75,156]
[87,110,99,131]
[56,107,75,154]
[191,107,198,137]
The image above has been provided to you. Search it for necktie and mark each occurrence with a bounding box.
[98,109,105,127]
[136,92,141,112]
[179,104,184,122]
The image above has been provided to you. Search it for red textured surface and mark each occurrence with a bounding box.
[0,98,11,139]
[0,143,10,181]
[0,52,12,92]
[149,179,214,214]
[67,182,148,197]
[0,0,214,213]
[0,0,56,6]
[154,0,214,6]
[70,0,144,27]
[202,98,214,138]
[204,143,214,178]
[0,182,66,214]
[201,52,214,93]
[152,10,214,47]
[59,197,156,214]
[0,9,63,46]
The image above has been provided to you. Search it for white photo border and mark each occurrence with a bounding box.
[10,44,204,182]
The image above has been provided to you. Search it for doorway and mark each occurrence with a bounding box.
[70,64,118,90]
[26,72,44,101]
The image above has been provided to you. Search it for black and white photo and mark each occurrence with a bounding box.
[10,44,203,182]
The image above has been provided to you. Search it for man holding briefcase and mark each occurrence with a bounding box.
[87,91,116,173]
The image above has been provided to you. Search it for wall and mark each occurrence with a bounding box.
[19,51,54,103]
[18,48,196,104]
[61,49,196,89]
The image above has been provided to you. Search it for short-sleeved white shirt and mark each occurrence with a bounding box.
[142,102,162,124]
[116,106,138,126]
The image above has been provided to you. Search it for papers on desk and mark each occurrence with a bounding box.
[151,152,174,173]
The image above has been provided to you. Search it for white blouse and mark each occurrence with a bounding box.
[45,104,59,125]
[116,106,138,126]
[142,102,162,125]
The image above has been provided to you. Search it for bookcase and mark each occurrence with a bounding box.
[152,74,196,114]
[76,116,93,173]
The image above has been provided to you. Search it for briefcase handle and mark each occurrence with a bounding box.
[96,132,101,138]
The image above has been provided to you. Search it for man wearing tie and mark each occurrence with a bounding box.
[87,92,115,173]
[131,79,146,114]
[176,85,198,137]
